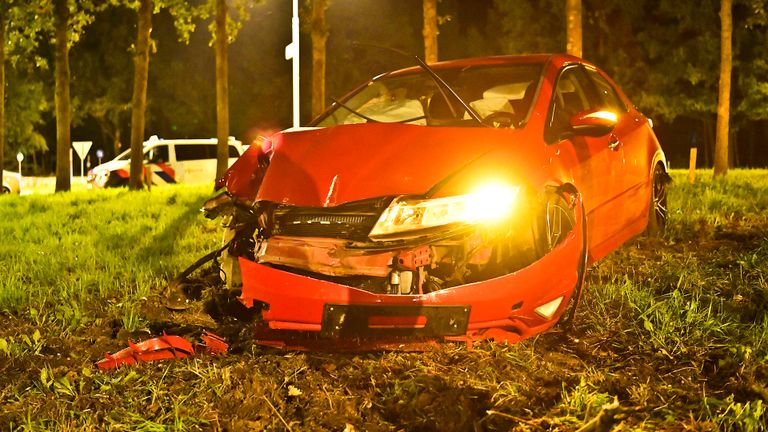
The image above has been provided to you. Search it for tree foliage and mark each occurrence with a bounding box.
[492,0,768,126]
[196,0,256,180]
[3,0,767,176]
[120,0,199,189]
[1,2,51,175]
[70,7,134,157]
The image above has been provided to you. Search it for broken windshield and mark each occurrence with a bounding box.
[315,63,544,128]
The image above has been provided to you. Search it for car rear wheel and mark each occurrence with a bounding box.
[646,164,668,237]
[1,186,10,194]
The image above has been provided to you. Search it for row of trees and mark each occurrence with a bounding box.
[0,0,254,192]
[495,0,767,171]
[2,0,766,192]
[561,0,736,176]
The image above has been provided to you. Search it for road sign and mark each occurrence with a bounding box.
[72,141,93,160]
[72,141,93,182]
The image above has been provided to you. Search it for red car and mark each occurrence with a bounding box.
[199,54,668,349]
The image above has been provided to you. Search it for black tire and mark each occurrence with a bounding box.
[646,164,669,237]
[1,186,10,194]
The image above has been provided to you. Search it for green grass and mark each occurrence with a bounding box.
[576,168,768,430]
[0,185,221,331]
[0,169,766,431]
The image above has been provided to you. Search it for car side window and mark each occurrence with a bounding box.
[175,144,214,161]
[585,68,627,113]
[546,66,601,143]
[145,145,169,163]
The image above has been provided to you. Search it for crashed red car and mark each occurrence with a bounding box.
[199,54,668,349]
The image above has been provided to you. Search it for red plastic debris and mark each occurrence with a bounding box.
[199,331,229,355]
[96,331,228,370]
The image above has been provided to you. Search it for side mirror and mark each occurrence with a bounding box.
[569,109,618,137]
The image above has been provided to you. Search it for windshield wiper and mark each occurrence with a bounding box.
[411,56,484,126]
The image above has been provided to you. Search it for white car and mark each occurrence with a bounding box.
[2,170,21,194]
[87,136,244,188]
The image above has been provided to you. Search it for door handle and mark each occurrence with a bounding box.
[608,136,621,151]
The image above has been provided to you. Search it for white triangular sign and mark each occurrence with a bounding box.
[72,141,93,160]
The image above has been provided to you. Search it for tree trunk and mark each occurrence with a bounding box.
[0,10,5,186]
[422,0,438,63]
[214,0,230,181]
[54,0,72,192]
[129,0,153,190]
[311,0,329,119]
[714,0,732,177]
[566,0,582,57]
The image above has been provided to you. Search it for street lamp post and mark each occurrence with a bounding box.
[285,0,300,128]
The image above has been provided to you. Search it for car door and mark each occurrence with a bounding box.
[144,144,176,185]
[584,67,650,228]
[546,65,627,253]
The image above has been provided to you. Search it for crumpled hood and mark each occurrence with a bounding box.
[256,123,533,207]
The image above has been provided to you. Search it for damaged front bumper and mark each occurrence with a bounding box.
[193,185,586,350]
[237,209,584,349]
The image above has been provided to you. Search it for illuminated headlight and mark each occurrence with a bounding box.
[369,183,520,238]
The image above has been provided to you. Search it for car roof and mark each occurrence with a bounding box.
[383,54,585,78]
[145,136,241,145]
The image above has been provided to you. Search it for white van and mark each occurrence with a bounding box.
[87,136,244,188]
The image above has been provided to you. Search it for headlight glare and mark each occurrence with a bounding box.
[369,183,519,238]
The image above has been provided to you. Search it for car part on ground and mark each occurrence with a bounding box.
[95,331,228,370]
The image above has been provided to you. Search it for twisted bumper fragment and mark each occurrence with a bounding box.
[96,331,228,370]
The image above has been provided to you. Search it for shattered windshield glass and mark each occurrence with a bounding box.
[315,63,544,128]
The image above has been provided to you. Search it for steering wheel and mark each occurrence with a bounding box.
[482,111,517,128]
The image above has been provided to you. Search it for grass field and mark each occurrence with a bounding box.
[0,170,766,431]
